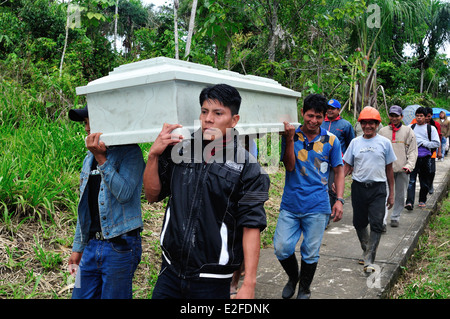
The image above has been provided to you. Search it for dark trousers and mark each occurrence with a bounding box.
[152,263,231,299]
[351,181,386,233]
[406,156,432,205]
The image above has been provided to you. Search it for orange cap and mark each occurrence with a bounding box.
[358,106,382,122]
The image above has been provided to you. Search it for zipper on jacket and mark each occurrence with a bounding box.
[178,161,207,278]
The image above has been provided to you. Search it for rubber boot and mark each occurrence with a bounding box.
[278,254,299,299]
[296,260,317,299]
[356,227,369,265]
[363,231,382,273]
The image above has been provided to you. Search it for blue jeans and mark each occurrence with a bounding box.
[72,234,142,299]
[273,209,329,263]
[152,263,231,299]
[442,137,447,158]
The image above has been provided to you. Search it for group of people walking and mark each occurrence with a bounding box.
[66,83,449,300]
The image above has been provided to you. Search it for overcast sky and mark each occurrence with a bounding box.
[141,0,170,8]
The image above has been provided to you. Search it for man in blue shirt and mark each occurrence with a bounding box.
[321,99,355,155]
[273,94,345,299]
[321,99,355,226]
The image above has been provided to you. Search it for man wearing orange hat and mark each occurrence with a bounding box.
[343,107,396,273]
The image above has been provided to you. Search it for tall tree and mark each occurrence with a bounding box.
[114,0,119,52]
[184,0,198,59]
[414,0,450,92]
[242,0,284,75]
[196,0,250,68]
[60,1,73,78]
[325,0,427,114]
[174,0,179,59]
[115,0,148,56]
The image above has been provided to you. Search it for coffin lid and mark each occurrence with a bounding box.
[76,57,302,98]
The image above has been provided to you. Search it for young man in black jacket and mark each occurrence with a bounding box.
[143,84,269,299]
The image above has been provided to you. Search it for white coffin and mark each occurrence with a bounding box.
[76,57,301,146]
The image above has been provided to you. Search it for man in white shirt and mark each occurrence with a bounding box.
[405,107,441,210]
[343,107,396,273]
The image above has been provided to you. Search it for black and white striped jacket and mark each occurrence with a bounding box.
[156,130,269,279]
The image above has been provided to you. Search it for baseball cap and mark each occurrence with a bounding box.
[69,104,88,122]
[328,99,341,109]
[389,105,402,116]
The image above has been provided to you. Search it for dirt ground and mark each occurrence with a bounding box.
[0,201,165,299]
[0,168,284,299]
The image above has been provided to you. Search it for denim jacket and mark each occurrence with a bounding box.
[72,144,145,252]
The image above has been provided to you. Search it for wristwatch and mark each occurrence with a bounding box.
[337,198,345,205]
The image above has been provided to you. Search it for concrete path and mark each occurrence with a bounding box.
[255,157,450,299]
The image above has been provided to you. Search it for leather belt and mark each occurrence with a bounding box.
[89,228,140,241]
[354,180,384,188]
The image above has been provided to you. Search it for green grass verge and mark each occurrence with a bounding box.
[390,192,450,299]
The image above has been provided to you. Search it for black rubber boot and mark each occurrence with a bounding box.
[297,260,317,299]
[279,254,299,299]
[363,231,382,273]
[356,227,369,265]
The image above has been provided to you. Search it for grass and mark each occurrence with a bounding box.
[0,78,85,223]
[260,167,284,247]
[0,76,85,298]
[0,118,84,215]
[389,192,450,299]
[33,235,63,272]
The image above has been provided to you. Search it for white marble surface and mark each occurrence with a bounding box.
[76,57,301,145]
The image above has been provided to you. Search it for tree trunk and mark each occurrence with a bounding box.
[184,0,198,59]
[225,42,232,70]
[59,2,71,77]
[420,62,424,93]
[268,0,279,76]
[214,44,218,68]
[174,0,179,60]
[114,0,119,52]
